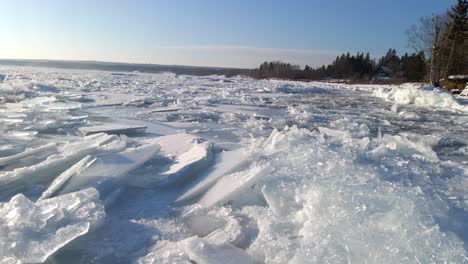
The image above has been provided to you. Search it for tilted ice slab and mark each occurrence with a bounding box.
[129,133,213,187]
[41,141,160,202]
[176,148,252,203]
[77,123,147,137]
[373,84,468,112]
[197,164,272,208]
[0,188,105,263]
[0,133,127,192]
[0,142,56,167]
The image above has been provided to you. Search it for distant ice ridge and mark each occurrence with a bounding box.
[154,126,467,264]
[0,188,104,263]
[373,84,468,112]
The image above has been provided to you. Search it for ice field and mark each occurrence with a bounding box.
[0,66,467,263]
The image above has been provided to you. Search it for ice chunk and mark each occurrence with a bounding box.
[4,130,38,141]
[370,134,439,161]
[38,155,96,201]
[138,241,190,264]
[47,142,159,199]
[198,164,272,208]
[0,142,56,167]
[147,106,184,113]
[318,126,351,140]
[261,182,300,217]
[159,141,212,183]
[0,133,127,192]
[0,188,105,263]
[77,123,147,137]
[185,214,226,237]
[129,134,213,187]
[182,237,254,264]
[177,148,251,203]
[204,215,254,249]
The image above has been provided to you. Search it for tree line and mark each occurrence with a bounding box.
[250,0,467,85]
[251,49,426,82]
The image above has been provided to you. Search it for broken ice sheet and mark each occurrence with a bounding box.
[0,142,56,167]
[0,133,127,195]
[129,134,214,187]
[46,141,160,201]
[0,188,105,263]
[77,123,147,137]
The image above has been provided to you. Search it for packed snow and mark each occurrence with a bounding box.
[0,66,467,263]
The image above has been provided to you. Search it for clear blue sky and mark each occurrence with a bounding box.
[0,0,454,68]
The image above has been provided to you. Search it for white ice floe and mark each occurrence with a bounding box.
[0,188,105,263]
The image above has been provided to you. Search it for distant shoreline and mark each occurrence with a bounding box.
[0,58,250,77]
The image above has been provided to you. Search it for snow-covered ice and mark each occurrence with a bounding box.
[0,66,467,263]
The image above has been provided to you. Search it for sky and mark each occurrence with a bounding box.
[0,0,455,68]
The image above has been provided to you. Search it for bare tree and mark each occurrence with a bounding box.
[406,15,447,86]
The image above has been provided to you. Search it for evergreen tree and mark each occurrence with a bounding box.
[441,0,468,76]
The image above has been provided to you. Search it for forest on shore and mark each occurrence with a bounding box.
[249,0,467,86]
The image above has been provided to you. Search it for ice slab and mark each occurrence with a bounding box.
[45,142,160,199]
[138,241,189,264]
[129,134,213,187]
[85,92,149,107]
[198,164,272,208]
[0,142,56,167]
[147,106,184,113]
[77,123,147,137]
[182,237,254,264]
[176,148,252,203]
[204,214,255,249]
[38,155,95,201]
[0,133,127,192]
[0,188,105,263]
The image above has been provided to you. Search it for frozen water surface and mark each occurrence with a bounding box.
[0,66,467,263]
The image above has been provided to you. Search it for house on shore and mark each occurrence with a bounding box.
[372,66,392,80]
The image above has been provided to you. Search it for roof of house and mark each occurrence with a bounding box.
[373,66,392,76]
